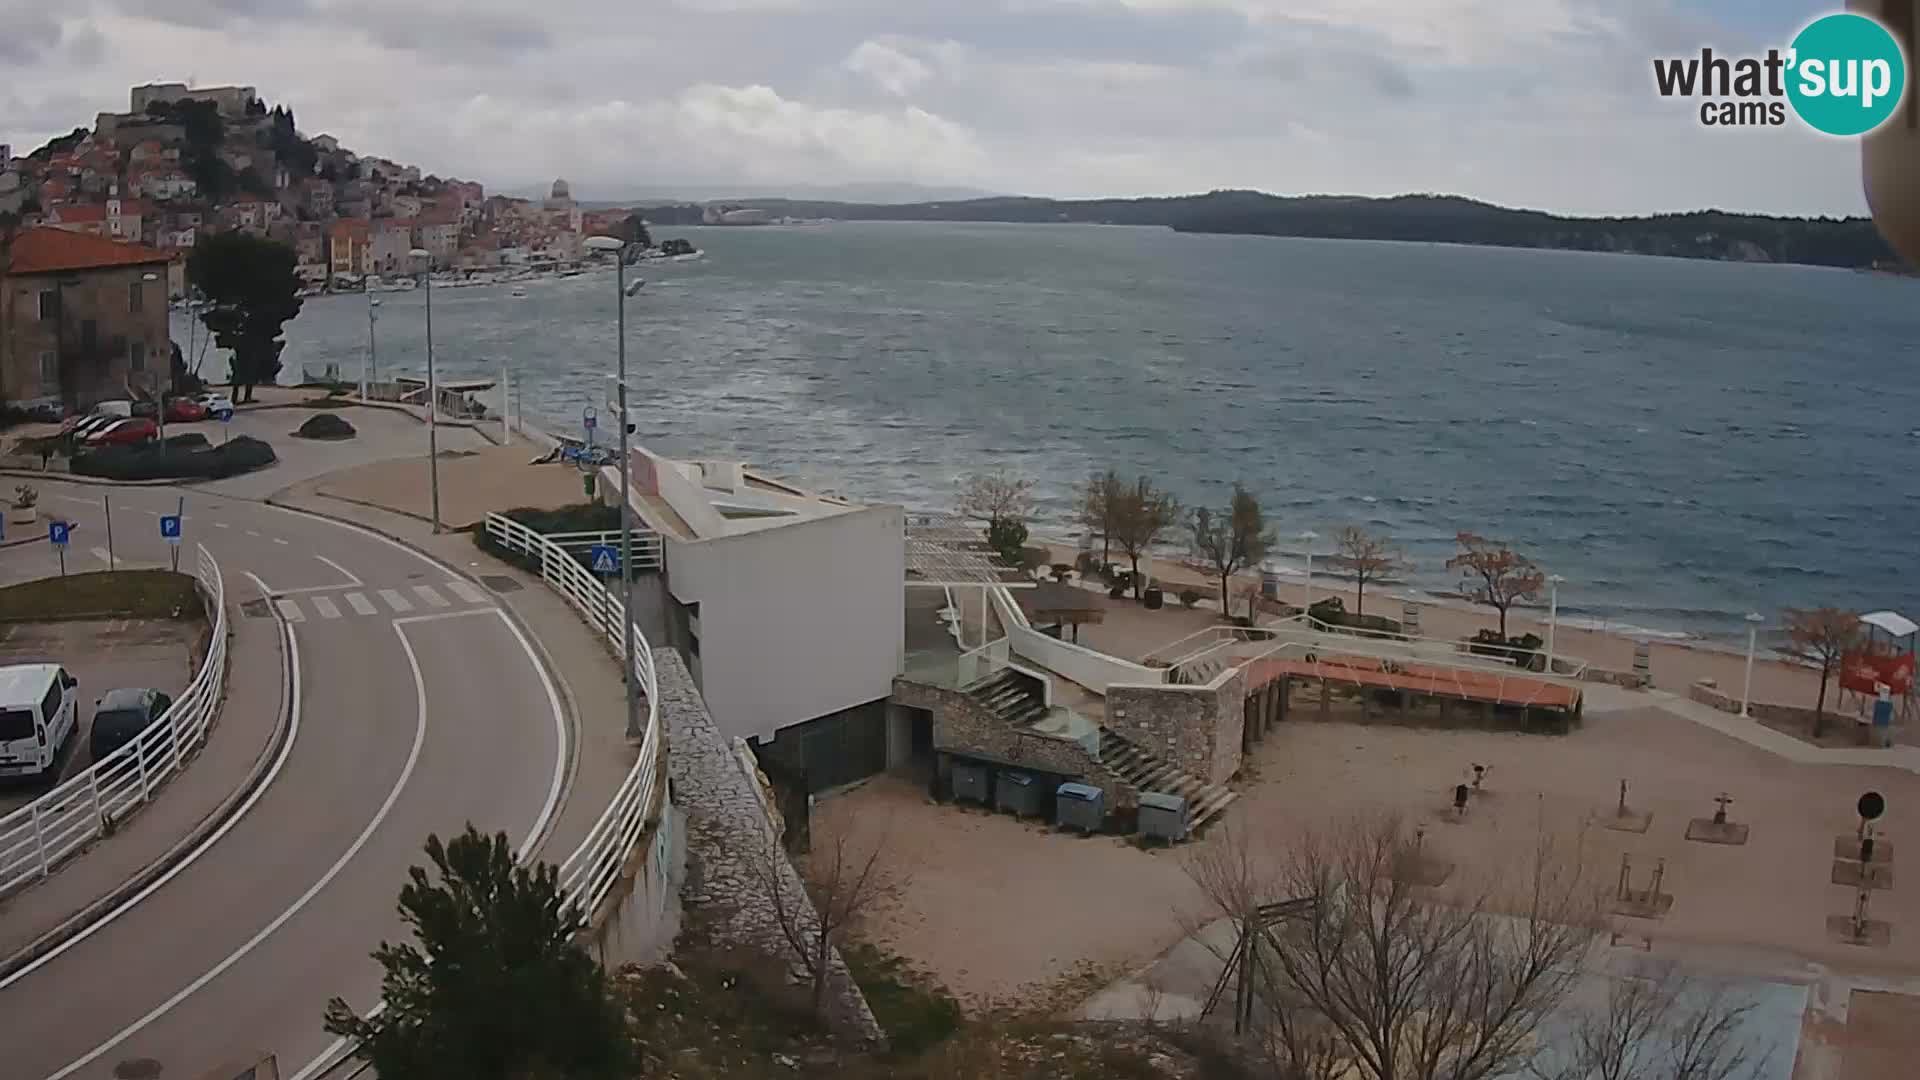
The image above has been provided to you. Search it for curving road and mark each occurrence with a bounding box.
[0,479,572,1079]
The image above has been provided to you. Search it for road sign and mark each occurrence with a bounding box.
[160,514,182,544]
[48,521,69,547]
[589,544,619,574]
[583,406,597,432]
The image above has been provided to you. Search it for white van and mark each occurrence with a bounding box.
[0,664,79,779]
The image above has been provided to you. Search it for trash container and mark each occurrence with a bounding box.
[996,770,1042,817]
[1055,782,1105,833]
[1262,567,1280,601]
[952,761,991,805]
[1138,791,1190,843]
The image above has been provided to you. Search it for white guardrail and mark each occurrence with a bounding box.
[0,544,227,899]
[483,512,663,920]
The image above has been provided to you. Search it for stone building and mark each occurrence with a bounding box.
[0,227,171,409]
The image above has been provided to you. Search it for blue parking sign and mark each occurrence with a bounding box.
[160,515,182,544]
[48,521,69,547]
[589,544,619,574]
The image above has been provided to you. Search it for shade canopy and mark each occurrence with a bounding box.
[1861,611,1918,638]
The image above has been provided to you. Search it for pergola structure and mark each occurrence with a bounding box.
[1019,581,1105,643]
[904,513,1034,650]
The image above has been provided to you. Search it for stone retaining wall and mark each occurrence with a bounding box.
[1689,679,1832,730]
[1583,667,1650,689]
[892,676,1136,808]
[661,649,884,1045]
[1105,666,1247,786]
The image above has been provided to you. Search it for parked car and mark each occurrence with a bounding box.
[25,402,64,423]
[83,418,159,446]
[93,400,133,419]
[195,393,235,421]
[131,399,159,419]
[164,397,208,423]
[63,413,120,440]
[88,687,173,763]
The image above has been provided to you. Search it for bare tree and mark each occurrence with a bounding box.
[1780,607,1862,737]
[1111,475,1182,599]
[956,467,1035,530]
[1332,526,1405,619]
[1191,485,1275,615]
[1183,815,1607,1080]
[1533,959,1765,1080]
[1447,532,1546,639]
[746,814,904,1017]
[1076,468,1124,567]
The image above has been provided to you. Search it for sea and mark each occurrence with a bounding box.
[240,221,1920,648]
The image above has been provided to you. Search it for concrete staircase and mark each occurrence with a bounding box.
[1097,728,1239,833]
[966,668,1049,729]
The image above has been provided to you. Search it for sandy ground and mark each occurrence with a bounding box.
[833,700,1920,1016]
[314,442,584,530]
[1041,539,1853,718]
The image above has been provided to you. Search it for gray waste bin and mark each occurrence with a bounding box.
[1138,791,1190,842]
[1055,782,1105,833]
[996,770,1042,817]
[951,761,990,805]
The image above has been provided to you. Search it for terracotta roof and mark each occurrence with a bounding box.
[51,204,107,223]
[4,227,171,274]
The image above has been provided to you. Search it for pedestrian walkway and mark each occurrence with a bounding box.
[1587,681,1920,774]
[263,581,492,622]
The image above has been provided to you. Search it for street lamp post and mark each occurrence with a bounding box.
[365,295,381,400]
[1741,612,1765,718]
[1300,530,1319,614]
[409,249,440,533]
[1546,574,1565,674]
[585,235,646,740]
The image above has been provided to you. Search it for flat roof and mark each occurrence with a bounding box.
[1243,654,1580,711]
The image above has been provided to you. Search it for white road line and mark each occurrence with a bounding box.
[90,547,111,565]
[344,592,377,616]
[48,616,428,1080]
[378,588,413,613]
[0,569,300,993]
[444,579,488,605]
[412,584,450,608]
[214,522,230,529]
[245,530,261,538]
[302,606,569,1080]
[274,598,305,623]
[273,537,290,546]
[310,595,341,620]
[314,554,363,587]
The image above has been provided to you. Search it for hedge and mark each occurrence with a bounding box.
[72,435,277,481]
[294,413,356,440]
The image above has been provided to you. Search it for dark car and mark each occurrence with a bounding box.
[89,688,173,763]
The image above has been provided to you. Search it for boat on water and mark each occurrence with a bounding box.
[511,286,528,298]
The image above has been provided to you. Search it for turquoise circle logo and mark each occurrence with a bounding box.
[1786,13,1908,136]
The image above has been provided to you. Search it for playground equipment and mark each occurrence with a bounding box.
[1613,854,1673,919]
[1687,791,1749,845]
[1840,611,1917,730]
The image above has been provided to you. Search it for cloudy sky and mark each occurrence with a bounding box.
[0,0,1876,215]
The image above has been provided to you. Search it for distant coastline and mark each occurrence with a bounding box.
[633,190,1903,271]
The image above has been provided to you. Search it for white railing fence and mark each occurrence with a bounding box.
[483,512,663,921]
[538,528,665,572]
[0,545,228,899]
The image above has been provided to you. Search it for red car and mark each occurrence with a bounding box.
[84,418,158,446]
[164,397,208,423]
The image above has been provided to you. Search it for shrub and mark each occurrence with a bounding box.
[72,435,276,481]
[164,433,210,450]
[294,413,356,440]
[1468,629,1545,669]
[1308,596,1347,626]
[1109,582,1128,600]
[1051,562,1074,581]
[986,516,1029,566]
[1179,588,1201,608]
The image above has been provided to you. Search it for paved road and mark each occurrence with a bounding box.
[0,479,571,1080]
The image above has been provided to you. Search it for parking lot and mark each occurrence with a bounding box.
[0,618,199,813]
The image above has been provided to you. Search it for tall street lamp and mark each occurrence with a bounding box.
[409,249,441,533]
[1300,530,1319,614]
[584,234,647,740]
[365,294,381,400]
[1741,612,1765,718]
[1546,574,1566,674]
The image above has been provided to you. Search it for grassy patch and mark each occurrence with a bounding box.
[0,570,202,623]
[470,503,623,575]
[841,940,963,1058]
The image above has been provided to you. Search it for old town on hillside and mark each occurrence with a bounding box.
[0,81,637,298]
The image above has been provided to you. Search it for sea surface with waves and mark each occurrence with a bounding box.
[259,221,1920,646]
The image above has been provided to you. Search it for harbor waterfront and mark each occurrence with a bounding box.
[257,220,1920,646]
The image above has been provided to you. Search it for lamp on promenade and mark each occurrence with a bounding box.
[584,234,647,741]
[1546,574,1565,673]
[408,248,441,533]
[1300,531,1319,613]
[1741,612,1765,718]
[365,295,381,401]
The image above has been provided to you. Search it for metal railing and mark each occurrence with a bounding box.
[0,544,227,899]
[537,528,665,572]
[482,512,663,920]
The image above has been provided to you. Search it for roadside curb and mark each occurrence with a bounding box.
[0,596,289,983]
[0,468,212,488]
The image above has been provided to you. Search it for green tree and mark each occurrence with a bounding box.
[1111,475,1181,599]
[1189,484,1273,615]
[619,212,652,249]
[187,231,303,403]
[323,826,633,1080]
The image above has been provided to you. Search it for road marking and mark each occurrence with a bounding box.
[378,588,413,613]
[344,592,377,616]
[310,595,341,619]
[314,554,362,587]
[0,569,300,992]
[245,530,261,538]
[47,613,427,1080]
[412,584,450,608]
[273,537,289,546]
[90,547,111,565]
[304,606,569,1080]
[214,522,230,529]
[445,579,487,605]
[274,598,305,622]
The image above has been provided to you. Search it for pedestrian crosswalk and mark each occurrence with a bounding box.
[268,582,492,623]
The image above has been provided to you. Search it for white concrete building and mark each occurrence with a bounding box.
[618,445,905,787]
